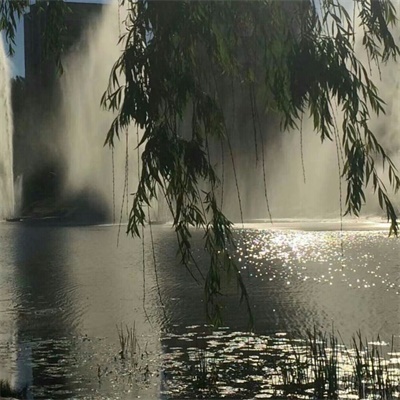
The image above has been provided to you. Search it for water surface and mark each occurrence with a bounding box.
[0,220,398,398]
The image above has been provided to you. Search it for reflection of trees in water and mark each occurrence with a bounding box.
[154,227,400,341]
[9,224,166,398]
[5,224,397,397]
[147,227,301,334]
[161,326,400,399]
[154,227,396,337]
[12,225,75,396]
[144,227,207,330]
[155,229,400,398]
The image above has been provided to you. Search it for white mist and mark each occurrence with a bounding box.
[60,3,139,223]
[228,12,400,222]
[0,36,14,218]
[58,2,399,224]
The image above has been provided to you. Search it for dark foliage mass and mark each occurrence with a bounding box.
[1,0,68,71]
[2,0,399,324]
[102,0,400,324]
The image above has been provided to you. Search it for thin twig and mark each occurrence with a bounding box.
[252,82,273,223]
[300,113,306,184]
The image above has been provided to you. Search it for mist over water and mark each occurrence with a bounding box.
[1,5,399,397]
[57,2,399,224]
[60,3,139,222]
[0,37,14,219]
[266,125,341,219]
[225,25,400,222]
[363,63,400,214]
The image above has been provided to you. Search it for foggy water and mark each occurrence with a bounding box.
[0,36,14,218]
[0,221,399,398]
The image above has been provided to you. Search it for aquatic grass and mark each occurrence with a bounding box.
[96,323,151,390]
[162,328,400,399]
[115,322,153,385]
[350,332,398,400]
[277,342,311,396]
[190,348,218,391]
[306,328,340,399]
[303,329,397,400]
[116,322,140,367]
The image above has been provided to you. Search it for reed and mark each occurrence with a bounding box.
[164,329,400,399]
[116,322,140,367]
[350,332,397,400]
[191,348,218,392]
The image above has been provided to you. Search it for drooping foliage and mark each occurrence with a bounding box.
[0,1,25,55]
[101,0,400,324]
[1,0,69,72]
[1,0,399,325]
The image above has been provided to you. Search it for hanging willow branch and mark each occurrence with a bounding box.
[102,0,400,325]
[0,1,26,56]
[3,1,71,73]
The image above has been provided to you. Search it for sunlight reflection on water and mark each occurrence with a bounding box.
[0,221,398,398]
[161,327,400,399]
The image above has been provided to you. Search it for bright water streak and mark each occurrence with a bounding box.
[0,37,14,218]
[60,3,139,222]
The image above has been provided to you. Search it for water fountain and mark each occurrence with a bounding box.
[57,1,399,225]
[0,36,14,219]
[1,4,399,399]
[59,3,139,223]
[221,27,400,223]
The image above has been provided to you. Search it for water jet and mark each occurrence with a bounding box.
[0,35,15,219]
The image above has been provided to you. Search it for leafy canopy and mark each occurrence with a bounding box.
[1,0,69,72]
[101,0,400,324]
[2,0,399,325]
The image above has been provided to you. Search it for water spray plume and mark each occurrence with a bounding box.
[0,36,14,219]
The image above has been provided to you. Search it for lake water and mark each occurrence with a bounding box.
[0,220,399,399]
